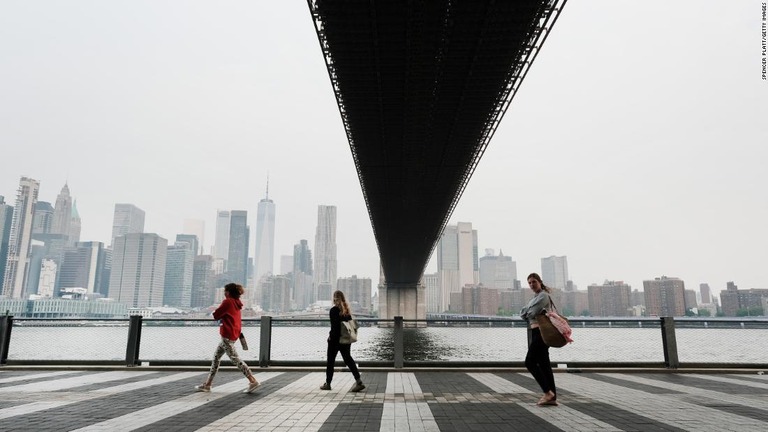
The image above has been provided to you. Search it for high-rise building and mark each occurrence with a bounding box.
[253,184,276,283]
[261,275,292,313]
[36,259,57,298]
[32,202,54,235]
[280,255,293,275]
[434,222,478,313]
[58,241,106,295]
[337,275,372,314]
[108,233,167,307]
[541,255,568,291]
[699,283,712,304]
[182,219,205,254]
[2,177,40,299]
[0,196,13,287]
[68,201,81,246]
[293,239,313,309]
[684,289,698,311]
[51,183,73,239]
[587,280,631,316]
[175,234,199,258]
[214,210,230,261]
[164,241,194,308]
[226,210,249,286]
[478,248,516,289]
[313,205,337,301]
[643,276,686,317]
[110,204,145,247]
[454,285,500,316]
[191,255,215,308]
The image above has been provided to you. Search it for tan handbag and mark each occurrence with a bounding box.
[535,296,571,348]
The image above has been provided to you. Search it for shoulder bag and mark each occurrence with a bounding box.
[535,296,573,348]
[339,318,359,344]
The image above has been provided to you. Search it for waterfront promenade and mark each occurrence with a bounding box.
[1,367,767,431]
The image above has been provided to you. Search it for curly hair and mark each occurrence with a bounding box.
[224,282,244,299]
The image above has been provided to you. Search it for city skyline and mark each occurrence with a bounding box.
[1,1,765,296]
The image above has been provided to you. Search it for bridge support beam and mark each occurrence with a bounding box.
[378,283,426,321]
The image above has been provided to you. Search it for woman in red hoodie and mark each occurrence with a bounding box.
[195,282,260,393]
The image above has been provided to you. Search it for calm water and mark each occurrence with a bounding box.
[7,323,767,364]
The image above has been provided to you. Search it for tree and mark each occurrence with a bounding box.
[697,309,711,317]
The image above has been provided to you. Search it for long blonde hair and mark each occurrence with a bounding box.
[333,290,351,316]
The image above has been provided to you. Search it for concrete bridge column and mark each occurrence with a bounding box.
[378,282,426,321]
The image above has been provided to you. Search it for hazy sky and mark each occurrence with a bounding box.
[1,1,766,296]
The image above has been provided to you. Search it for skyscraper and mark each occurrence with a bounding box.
[175,234,199,258]
[182,219,205,254]
[226,210,249,286]
[51,183,73,239]
[32,202,54,235]
[313,205,337,301]
[214,210,230,261]
[108,233,167,307]
[2,177,40,299]
[587,280,631,317]
[69,201,81,246]
[164,241,194,308]
[110,204,145,247]
[699,283,712,304]
[434,222,478,313]
[541,255,568,291]
[293,239,313,309]
[253,183,276,283]
[478,249,516,289]
[191,255,215,308]
[0,196,13,287]
[58,241,106,295]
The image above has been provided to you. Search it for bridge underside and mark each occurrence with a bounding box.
[308,0,567,317]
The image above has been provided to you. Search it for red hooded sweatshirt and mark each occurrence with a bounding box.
[213,297,243,341]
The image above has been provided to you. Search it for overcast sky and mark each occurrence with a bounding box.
[1,1,766,296]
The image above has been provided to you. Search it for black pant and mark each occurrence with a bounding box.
[326,341,361,384]
[525,328,556,395]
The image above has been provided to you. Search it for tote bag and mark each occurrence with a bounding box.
[340,319,359,344]
[535,297,573,348]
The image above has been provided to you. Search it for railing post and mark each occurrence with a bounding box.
[394,316,403,368]
[660,316,679,369]
[259,316,272,368]
[0,315,13,365]
[125,315,143,367]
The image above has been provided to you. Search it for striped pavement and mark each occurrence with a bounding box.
[0,369,766,431]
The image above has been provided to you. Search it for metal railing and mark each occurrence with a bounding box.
[1,315,767,369]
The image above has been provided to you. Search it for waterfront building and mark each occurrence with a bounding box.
[719,281,768,316]
[191,254,215,308]
[182,219,205,254]
[163,241,194,308]
[0,296,127,318]
[700,283,712,304]
[261,274,292,313]
[452,284,500,316]
[58,241,106,295]
[541,255,568,291]
[435,222,478,313]
[2,177,40,299]
[478,248,516,290]
[32,201,54,235]
[109,233,167,308]
[226,210,249,287]
[313,205,337,302]
[253,183,276,283]
[110,204,145,247]
[684,289,698,311]
[214,210,230,261]
[0,196,12,288]
[643,276,686,317]
[36,259,57,298]
[587,280,631,317]
[337,275,372,314]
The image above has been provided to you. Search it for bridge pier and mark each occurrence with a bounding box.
[378,283,426,321]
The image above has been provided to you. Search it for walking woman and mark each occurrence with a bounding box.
[520,273,558,406]
[196,282,260,393]
[321,290,365,392]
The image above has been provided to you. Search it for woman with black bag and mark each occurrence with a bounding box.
[520,273,558,406]
[320,290,365,392]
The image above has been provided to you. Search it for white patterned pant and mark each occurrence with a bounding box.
[205,337,253,383]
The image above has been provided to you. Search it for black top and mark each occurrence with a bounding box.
[329,306,352,343]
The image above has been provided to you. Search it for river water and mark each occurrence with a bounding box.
[6,322,766,365]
